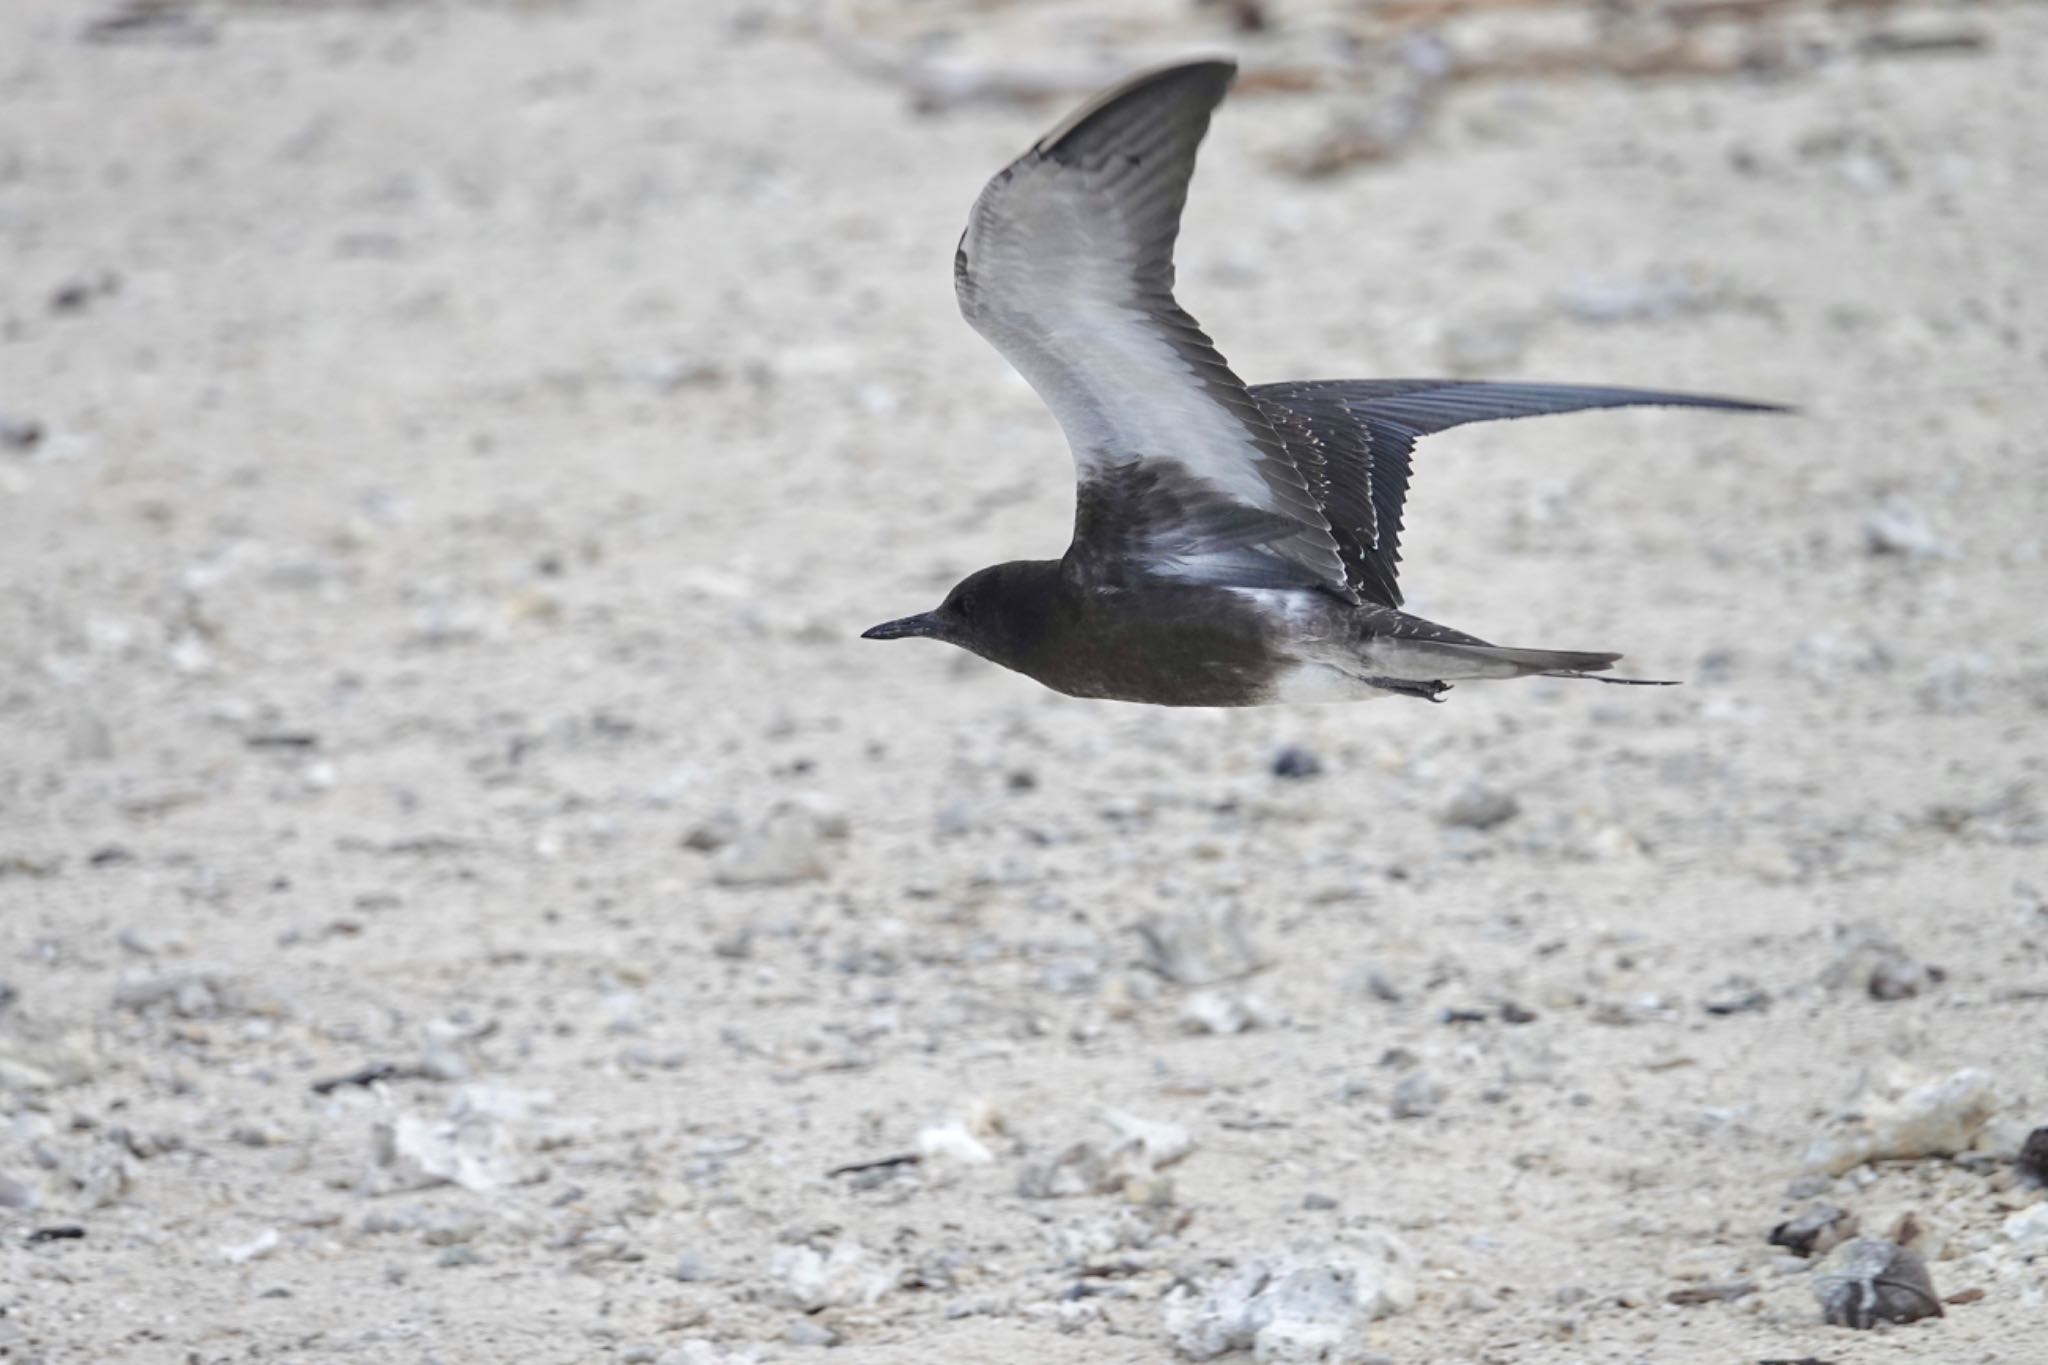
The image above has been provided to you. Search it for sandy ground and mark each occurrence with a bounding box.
[3,0,2046,1361]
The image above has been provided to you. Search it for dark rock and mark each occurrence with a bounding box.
[1769,1204,1858,1259]
[1868,954,1942,1001]
[1703,984,1771,1016]
[2017,1126,2048,1186]
[1271,746,1321,780]
[309,1062,421,1094]
[0,415,43,451]
[681,812,740,853]
[28,1225,86,1242]
[1815,1238,1943,1329]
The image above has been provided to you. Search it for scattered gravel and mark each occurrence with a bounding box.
[0,4,2039,1361]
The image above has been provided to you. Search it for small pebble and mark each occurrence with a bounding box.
[1343,967,1402,1003]
[1271,746,1321,779]
[2016,1125,2048,1185]
[0,415,44,451]
[1769,1204,1859,1259]
[219,1227,279,1264]
[1666,1279,1756,1305]
[1864,497,1953,558]
[1179,990,1263,1035]
[712,803,835,887]
[0,1171,38,1211]
[1390,1072,1444,1120]
[1703,985,1771,1016]
[681,812,740,853]
[783,1319,837,1347]
[2002,1201,2048,1251]
[1135,905,1266,987]
[1440,785,1519,831]
[1784,1174,1833,1200]
[1868,952,1939,1001]
[417,1043,471,1083]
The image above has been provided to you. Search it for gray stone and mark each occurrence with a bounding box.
[712,803,837,887]
[0,1170,38,1211]
[1814,1238,1942,1328]
[1440,786,1520,831]
[783,1318,837,1347]
[1390,1072,1445,1120]
[1864,498,1953,558]
[1769,1204,1858,1259]
[1135,906,1266,987]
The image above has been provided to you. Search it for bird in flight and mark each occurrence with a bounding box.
[863,58,1780,706]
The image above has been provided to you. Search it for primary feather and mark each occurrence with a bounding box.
[1251,381,1789,606]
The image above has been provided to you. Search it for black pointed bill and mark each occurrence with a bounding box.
[862,612,942,641]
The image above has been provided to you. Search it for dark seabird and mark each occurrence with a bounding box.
[863,59,1782,706]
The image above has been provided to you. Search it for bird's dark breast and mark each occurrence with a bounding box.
[1013,586,1281,707]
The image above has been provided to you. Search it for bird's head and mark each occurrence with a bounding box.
[861,561,1056,665]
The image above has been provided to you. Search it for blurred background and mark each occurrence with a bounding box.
[2,1,2042,1361]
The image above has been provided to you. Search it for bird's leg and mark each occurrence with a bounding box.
[1365,676,1451,703]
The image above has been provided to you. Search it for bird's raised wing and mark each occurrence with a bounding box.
[956,59,1352,597]
[1252,380,1787,607]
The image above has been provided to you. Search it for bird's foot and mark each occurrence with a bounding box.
[1367,677,1451,703]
